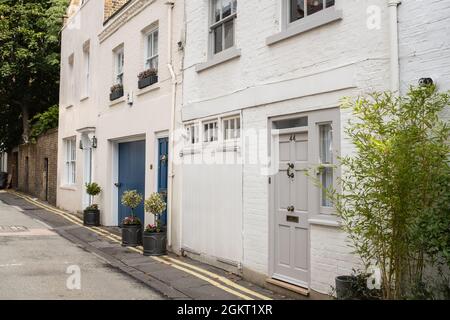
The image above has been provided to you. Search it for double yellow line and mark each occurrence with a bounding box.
[7,190,271,301]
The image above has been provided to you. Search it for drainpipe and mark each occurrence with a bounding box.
[166,1,176,249]
[388,0,401,94]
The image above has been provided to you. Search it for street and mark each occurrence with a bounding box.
[0,196,163,300]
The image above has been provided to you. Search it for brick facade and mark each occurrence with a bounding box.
[104,0,129,21]
[9,129,58,205]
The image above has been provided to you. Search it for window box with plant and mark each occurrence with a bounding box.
[143,192,167,256]
[138,68,158,89]
[109,84,124,101]
[120,190,143,247]
[83,182,101,226]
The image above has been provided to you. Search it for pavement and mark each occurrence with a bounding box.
[0,190,289,300]
[0,193,162,300]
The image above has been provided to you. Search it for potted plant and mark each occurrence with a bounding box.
[335,270,381,300]
[143,192,167,256]
[121,190,143,247]
[83,182,102,226]
[110,83,124,101]
[137,68,158,89]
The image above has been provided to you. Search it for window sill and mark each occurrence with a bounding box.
[266,8,343,46]
[136,83,160,97]
[308,215,340,227]
[196,47,241,73]
[109,95,126,107]
[65,104,74,109]
[80,95,89,102]
[60,185,77,191]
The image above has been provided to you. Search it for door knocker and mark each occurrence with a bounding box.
[160,154,168,164]
[287,163,295,179]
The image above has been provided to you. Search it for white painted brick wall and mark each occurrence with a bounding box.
[399,0,450,93]
[184,0,393,294]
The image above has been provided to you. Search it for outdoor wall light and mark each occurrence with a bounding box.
[79,140,84,150]
[419,78,434,87]
[91,136,98,149]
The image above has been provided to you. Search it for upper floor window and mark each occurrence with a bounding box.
[290,0,335,23]
[82,43,90,98]
[145,28,159,70]
[210,0,237,55]
[115,48,124,85]
[319,123,333,208]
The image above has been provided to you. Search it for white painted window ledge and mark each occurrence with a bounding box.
[108,95,126,107]
[136,84,160,97]
[266,9,343,46]
[308,217,340,227]
[196,47,241,73]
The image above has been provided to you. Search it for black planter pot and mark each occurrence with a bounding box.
[335,275,358,300]
[110,88,124,101]
[142,231,167,256]
[83,208,100,226]
[138,75,158,89]
[121,224,142,247]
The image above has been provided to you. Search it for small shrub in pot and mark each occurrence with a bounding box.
[83,182,101,226]
[121,190,143,247]
[143,192,167,256]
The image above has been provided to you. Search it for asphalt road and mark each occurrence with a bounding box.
[0,198,163,300]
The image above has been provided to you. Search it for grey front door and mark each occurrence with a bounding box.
[273,131,310,287]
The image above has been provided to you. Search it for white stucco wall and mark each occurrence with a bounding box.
[58,0,184,234]
[182,0,391,294]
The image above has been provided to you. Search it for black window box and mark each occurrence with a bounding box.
[110,88,124,101]
[138,75,158,89]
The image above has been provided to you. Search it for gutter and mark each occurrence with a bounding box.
[388,0,401,94]
[166,1,176,249]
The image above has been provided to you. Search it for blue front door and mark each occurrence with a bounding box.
[158,138,169,226]
[118,140,146,225]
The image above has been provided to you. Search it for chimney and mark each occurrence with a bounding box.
[104,0,129,22]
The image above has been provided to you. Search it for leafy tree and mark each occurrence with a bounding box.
[325,85,450,299]
[0,0,68,151]
[29,104,59,141]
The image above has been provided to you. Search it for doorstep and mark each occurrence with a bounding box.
[266,278,309,297]
[0,190,290,301]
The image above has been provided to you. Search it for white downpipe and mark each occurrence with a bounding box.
[166,1,176,248]
[388,0,401,94]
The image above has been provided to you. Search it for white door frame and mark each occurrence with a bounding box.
[268,107,341,288]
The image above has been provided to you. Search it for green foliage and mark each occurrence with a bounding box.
[121,190,143,218]
[29,105,59,141]
[144,193,167,232]
[326,85,450,299]
[85,182,101,197]
[0,0,69,150]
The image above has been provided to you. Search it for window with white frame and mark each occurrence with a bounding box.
[319,123,333,208]
[203,121,218,143]
[64,138,76,185]
[145,28,159,70]
[210,0,237,55]
[83,45,90,97]
[114,48,124,85]
[223,116,241,140]
[185,123,200,145]
[68,53,74,105]
[289,0,335,23]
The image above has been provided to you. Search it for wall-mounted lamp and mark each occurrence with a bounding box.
[91,136,98,149]
[419,78,434,87]
[79,140,84,150]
